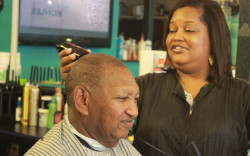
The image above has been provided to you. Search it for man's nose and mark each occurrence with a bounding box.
[126,100,138,118]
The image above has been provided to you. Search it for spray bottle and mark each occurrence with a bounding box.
[22,82,30,125]
[29,85,40,126]
[47,96,57,129]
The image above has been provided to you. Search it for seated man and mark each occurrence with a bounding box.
[25,54,141,155]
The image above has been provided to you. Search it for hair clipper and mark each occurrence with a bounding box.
[56,42,90,60]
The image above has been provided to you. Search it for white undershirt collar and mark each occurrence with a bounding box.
[184,90,194,106]
[65,115,107,151]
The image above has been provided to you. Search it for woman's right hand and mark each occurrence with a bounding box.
[59,48,77,80]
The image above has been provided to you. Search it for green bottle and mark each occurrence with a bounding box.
[47,96,57,129]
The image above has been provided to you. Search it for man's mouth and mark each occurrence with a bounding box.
[121,120,133,128]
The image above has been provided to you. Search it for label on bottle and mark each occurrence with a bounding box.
[15,107,22,122]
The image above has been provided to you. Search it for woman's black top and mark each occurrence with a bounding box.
[133,70,250,156]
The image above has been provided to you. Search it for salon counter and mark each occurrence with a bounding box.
[0,116,249,155]
[0,116,48,155]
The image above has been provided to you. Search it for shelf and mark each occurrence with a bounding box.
[154,16,168,20]
[119,16,143,20]
[119,16,168,21]
[122,60,139,63]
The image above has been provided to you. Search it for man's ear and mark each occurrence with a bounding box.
[73,86,91,115]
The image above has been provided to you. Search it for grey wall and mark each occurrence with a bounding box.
[236,0,250,81]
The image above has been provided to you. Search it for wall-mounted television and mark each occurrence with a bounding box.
[18,0,113,48]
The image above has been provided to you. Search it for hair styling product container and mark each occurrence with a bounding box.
[47,96,57,129]
[29,85,40,126]
[22,82,30,125]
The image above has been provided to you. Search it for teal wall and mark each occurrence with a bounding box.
[124,61,139,77]
[0,0,139,81]
[0,0,12,52]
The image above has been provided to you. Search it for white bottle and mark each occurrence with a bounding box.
[123,42,128,61]
[15,97,22,122]
[137,34,146,61]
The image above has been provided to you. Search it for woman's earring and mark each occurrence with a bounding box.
[209,56,213,66]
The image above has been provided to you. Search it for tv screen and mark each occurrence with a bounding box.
[18,0,113,48]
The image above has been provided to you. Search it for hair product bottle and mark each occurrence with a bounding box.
[22,82,30,125]
[29,85,40,126]
[47,96,57,129]
[15,97,22,122]
[54,88,63,124]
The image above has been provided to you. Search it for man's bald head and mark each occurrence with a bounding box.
[65,53,128,107]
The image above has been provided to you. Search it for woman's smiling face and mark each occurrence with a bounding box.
[166,7,211,74]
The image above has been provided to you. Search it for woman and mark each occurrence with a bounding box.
[59,0,250,155]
